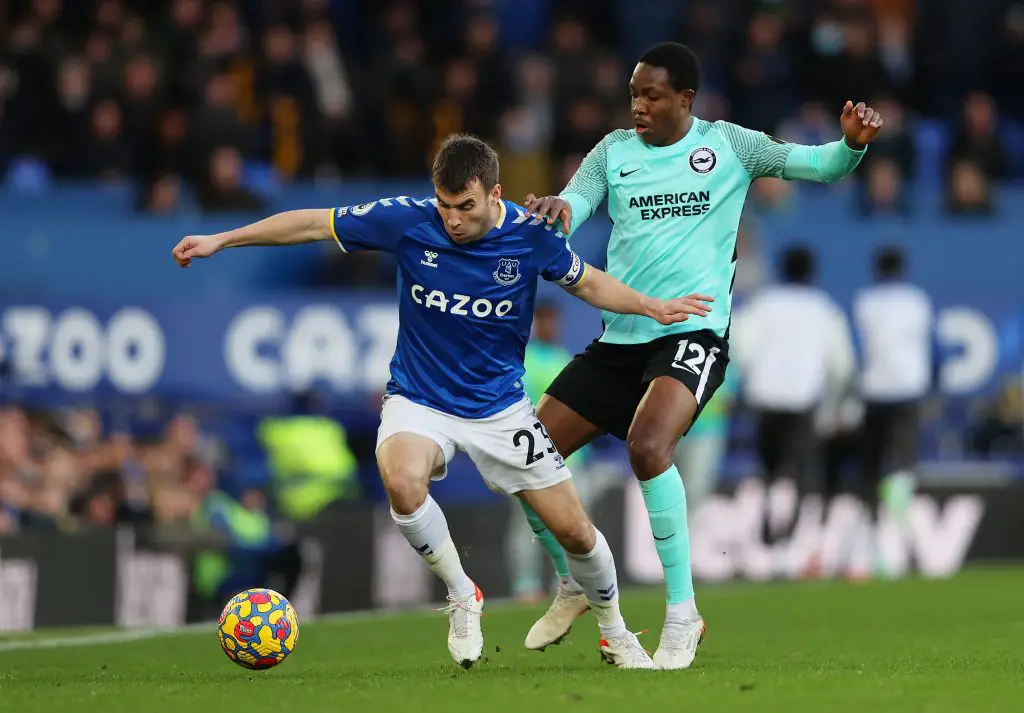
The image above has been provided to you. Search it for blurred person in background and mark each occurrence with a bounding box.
[188,72,251,171]
[258,390,359,522]
[819,394,866,505]
[303,16,360,176]
[809,9,894,111]
[731,8,795,134]
[75,97,133,180]
[946,158,994,215]
[198,145,266,212]
[187,455,303,617]
[497,54,555,200]
[852,246,934,573]
[732,246,856,542]
[971,377,1024,457]
[0,406,35,533]
[859,156,909,217]
[945,91,1007,181]
[121,53,162,146]
[139,172,184,214]
[0,404,162,533]
[136,107,193,188]
[258,22,320,180]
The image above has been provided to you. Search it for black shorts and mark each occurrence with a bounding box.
[545,329,730,441]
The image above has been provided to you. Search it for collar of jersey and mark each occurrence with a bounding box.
[439,200,508,246]
[638,116,705,154]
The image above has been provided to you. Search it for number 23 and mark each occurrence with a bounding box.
[512,421,557,465]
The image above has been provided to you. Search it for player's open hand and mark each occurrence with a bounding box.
[840,101,883,148]
[523,194,573,233]
[172,235,223,268]
[646,293,714,325]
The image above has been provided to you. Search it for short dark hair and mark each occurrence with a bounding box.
[431,134,500,194]
[874,246,905,279]
[638,42,701,93]
[781,246,815,284]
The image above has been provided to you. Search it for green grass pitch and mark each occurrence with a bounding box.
[1,567,1021,712]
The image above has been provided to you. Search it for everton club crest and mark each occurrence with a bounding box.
[493,257,522,286]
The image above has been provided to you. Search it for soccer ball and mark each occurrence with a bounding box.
[218,588,299,670]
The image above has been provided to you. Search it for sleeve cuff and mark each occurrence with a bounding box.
[559,192,593,236]
[841,138,868,154]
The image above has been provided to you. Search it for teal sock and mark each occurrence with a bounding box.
[640,465,694,604]
[519,500,572,580]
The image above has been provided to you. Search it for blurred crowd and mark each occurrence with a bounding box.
[3,0,1024,537]
[1,0,1023,214]
[0,405,225,534]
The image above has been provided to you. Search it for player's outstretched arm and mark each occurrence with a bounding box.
[720,101,882,185]
[564,263,714,326]
[781,101,883,183]
[172,208,333,268]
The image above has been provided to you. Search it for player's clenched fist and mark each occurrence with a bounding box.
[840,100,884,148]
[523,193,573,233]
[172,234,223,268]
[645,293,714,326]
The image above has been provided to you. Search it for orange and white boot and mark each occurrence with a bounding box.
[441,583,485,668]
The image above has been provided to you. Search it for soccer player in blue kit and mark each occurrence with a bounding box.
[519,42,885,669]
[172,134,714,670]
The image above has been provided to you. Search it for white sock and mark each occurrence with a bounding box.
[666,597,700,623]
[565,528,627,638]
[391,496,475,600]
[559,575,584,592]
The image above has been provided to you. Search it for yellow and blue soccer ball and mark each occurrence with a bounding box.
[218,588,299,670]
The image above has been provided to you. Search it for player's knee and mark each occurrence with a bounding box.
[550,516,596,555]
[381,466,430,515]
[626,435,674,480]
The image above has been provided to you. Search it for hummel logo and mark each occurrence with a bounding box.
[619,167,642,177]
[420,250,439,268]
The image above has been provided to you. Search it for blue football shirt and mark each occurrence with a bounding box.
[330,197,585,419]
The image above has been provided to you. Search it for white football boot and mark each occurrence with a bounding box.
[441,583,485,668]
[524,583,590,650]
[599,631,655,669]
[652,618,706,670]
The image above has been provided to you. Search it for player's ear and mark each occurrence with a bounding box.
[490,182,502,204]
[680,88,695,110]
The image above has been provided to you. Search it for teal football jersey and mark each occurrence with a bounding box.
[561,118,865,345]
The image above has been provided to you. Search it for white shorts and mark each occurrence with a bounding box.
[375,394,572,495]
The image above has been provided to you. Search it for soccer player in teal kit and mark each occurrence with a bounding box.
[519,42,885,669]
